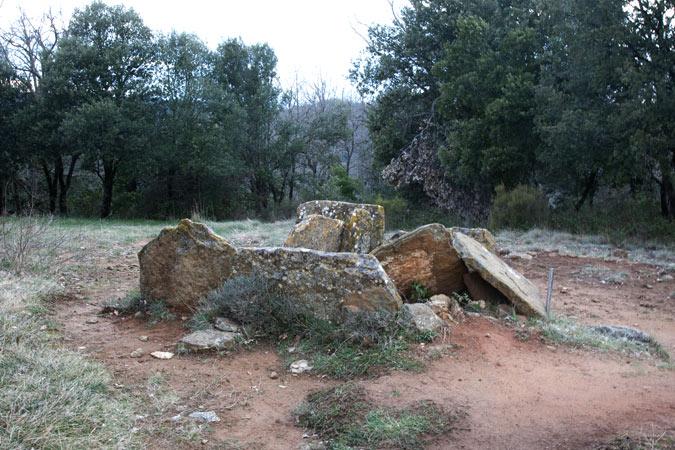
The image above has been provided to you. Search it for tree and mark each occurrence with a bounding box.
[1,10,72,214]
[213,38,281,211]
[535,0,630,210]
[622,0,675,219]
[47,1,154,218]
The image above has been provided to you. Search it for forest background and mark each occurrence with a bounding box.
[1,0,673,243]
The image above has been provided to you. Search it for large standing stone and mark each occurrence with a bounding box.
[370,224,467,300]
[296,200,385,253]
[138,219,237,310]
[236,247,402,320]
[452,232,545,317]
[284,214,344,252]
[139,220,402,318]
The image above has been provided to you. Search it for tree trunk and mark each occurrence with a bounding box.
[575,169,598,211]
[0,177,6,215]
[100,159,116,219]
[57,154,79,216]
[659,177,674,221]
[41,159,58,214]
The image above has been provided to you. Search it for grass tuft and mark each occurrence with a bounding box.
[295,382,458,449]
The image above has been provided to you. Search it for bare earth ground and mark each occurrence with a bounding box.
[53,236,675,449]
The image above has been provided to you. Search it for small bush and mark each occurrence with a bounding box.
[191,271,430,378]
[490,184,549,230]
[295,382,456,449]
[0,214,74,274]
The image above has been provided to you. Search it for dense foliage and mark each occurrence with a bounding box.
[352,0,675,222]
[1,0,673,231]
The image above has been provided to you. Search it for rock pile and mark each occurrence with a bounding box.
[285,200,385,253]
[137,201,545,346]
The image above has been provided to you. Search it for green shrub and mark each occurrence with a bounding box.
[295,382,456,449]
[490,184,549,230]
[190,270,430,378]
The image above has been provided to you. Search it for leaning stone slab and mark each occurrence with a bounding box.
[138,219,237,310]
[180,329,239,351]
[447,227,497,253]
[371,224,467,300]
[284,214,344,252]
[402,303,444,333]
[452,232,545,317]
[296,200,385,253]
[236,247,402,320]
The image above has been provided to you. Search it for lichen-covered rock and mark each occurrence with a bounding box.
[296,200,385,253]
[402,303,444,332]
[139,219,402,319]
[284,214,344,252]
[236,247,402,320]
[340,207,378,253]
[180,329,239,351]
[138,219,237,310]
[447,227,497,253]
[370,224,467,300]
[452,232,545,317]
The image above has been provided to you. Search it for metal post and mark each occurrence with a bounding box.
[546,268,554,320]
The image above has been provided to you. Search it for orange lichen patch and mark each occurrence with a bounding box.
[371,224,467,300]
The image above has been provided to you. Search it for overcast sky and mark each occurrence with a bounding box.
[1,0,403,96]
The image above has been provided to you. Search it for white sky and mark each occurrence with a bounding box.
[1,0,403,96]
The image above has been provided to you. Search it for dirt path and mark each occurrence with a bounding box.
[53,239,675,449]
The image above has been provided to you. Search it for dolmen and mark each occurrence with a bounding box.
[138,201,546,327]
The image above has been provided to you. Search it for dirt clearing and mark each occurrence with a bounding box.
[52,230,675,449]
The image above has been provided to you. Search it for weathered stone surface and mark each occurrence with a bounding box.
[428,294,465,323]
[180,329,238,351]
[296,200,385,253]
[447,227,497,253]
[214,317,240,333]
[452,232,545,317]
[138,219,237,310]
[237,247,402,320]
[284,214,344,252]
[402,303,444,332]
[139,220,402,318]
[462,272,508,306]
[371,224,467,300]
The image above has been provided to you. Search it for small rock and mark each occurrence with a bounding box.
[134,311,143,318]
[402,303,444,333]
[269,371,279,379]
[130,348,144,358]
[85,318,99,324]
[506,252,533,261]
[643,284,654,289]
[180,329,238,351]
[150,351,174,360]
[560,286,569,294]
[658,274,674,282]
[477,300,487,310]
[428,294,450,315]
[214,317,240,332]
[139,335,148,342]
[188,411,220,423]
[40,325,47,331]
[290,360,313,375]
[201,439,208,445]
[612,249,628,258]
